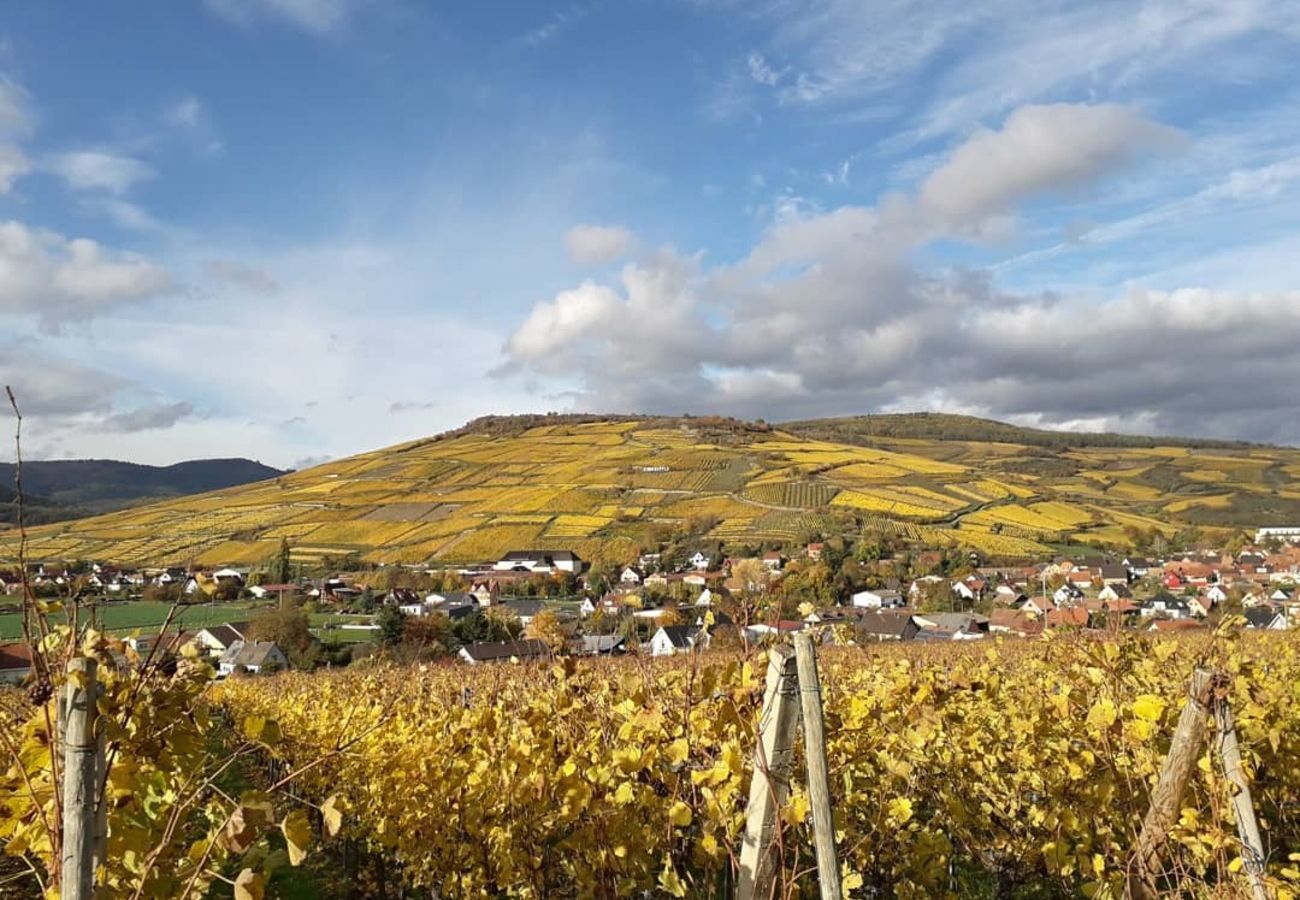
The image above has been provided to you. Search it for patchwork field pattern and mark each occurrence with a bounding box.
[2,416,1298,567]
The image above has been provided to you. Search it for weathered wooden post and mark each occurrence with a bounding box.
[61,657,99,900]
[738,644,800,900]
[1129,667,1218,899]
[793,633,842,900]
[1214,696,1269,900]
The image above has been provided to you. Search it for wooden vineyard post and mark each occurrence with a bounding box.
[793,634,842,900]
[738,644,800,900]
[61,657,99,900]
[1129,667,1218,900]
[1213,694,1270,900]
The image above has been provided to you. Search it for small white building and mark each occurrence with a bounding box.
[649,625,706,657]
[218,641,289,676]
[852,589,904,609]
[689,552,711,571]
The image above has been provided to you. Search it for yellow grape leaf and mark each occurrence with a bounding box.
[668,801,692,828]
[243,716,281,745]
[613,782,634,805]
[841,867,864,896]
[321,794,343,837]
[1086,698,1117,730]
[658,858,687,898]
[1132,694,1165,723]
[281,809,312,866]
[886,797,913,826]
[234,868,265,900]
[222,797,273,854]
[665,738,689,767]
[783,792,810,826]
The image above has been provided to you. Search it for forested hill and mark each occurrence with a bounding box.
[782,413,1266,451]
[0,458,285,523]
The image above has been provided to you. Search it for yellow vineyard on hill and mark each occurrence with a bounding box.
[2,414,1299,567]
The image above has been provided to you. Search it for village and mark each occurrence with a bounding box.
[3,526,1298,684]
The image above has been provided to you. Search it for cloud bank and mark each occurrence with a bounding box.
[503,102,1300,443]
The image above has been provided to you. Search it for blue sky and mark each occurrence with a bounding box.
[2,1,1299,466]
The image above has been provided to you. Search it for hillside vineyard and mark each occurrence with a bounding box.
[4,416,1300,568]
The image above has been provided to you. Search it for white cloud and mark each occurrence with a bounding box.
[917,104,1184,227]
[563,224,636,265]
[48,151,155,194]
[0,220,173,324]
[500,101,1300,443]
[0,143,28,194]
[166,96,204,130]
[0,77,31,138]
[204,0,361,33]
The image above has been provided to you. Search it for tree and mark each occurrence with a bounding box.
[248,604,316,669]
[272,538,293,585]
[375,605,406,648]
[400,613,454,660]
[525,609,567,653]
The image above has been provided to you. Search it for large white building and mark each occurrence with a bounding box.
[1256,526,1300,544]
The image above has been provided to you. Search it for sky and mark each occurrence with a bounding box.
[1,1,1299,468]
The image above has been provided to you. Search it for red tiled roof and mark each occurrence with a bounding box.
[0,642,34,671]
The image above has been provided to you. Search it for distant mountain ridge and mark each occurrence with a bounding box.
[0,458,286,525]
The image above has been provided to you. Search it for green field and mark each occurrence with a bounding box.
[0,600,275,642]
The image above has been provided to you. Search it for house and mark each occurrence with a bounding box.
[458,639,551,665]
[913,612,988,641]
[1124,557,1152,577]
[694,588,715,607]
[854,610,920,642]
[1099,564,1129,585]
[1203,584,1230,604]
[1019,595,1056,616]
[1140,593,1191,619]
[1053,583,1083,605]
[988,609,1044,638]
[951,581,978,602]
[689,552,711,571]
[493,550,581,574]
[619,567,643,586]
[249,583,298,600]
[188,623,249,657]
[1270,588,1294,602]
[682,572,708,588]
[1097,582,1133,602]
[851,588,905,609]
[649,625,707,657]
[218,641,289,676]
[806,543,824,561]
[1046,606,1090,629]
[573,634,627,656]
[212,568,245,585]
[499,598,545,627]
[0,643,33,684]
[761,552,784,572]
[644,572,669,589]
[1244,606,1288,630]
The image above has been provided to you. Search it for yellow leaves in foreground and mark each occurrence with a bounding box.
[212,633,1300,899]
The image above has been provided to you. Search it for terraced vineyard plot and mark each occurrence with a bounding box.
[743,481,839,508]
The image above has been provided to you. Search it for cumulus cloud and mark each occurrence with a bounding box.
[0,220,173,324]
[49,151,154,194]
[917,104,1184,227]
[564,224,636,265]
[501,103,1300,443]
[0,346,128,418]
[102,401,195,433]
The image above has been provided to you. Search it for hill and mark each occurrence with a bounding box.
[0,458,287,525]
[1,414,1297,567]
